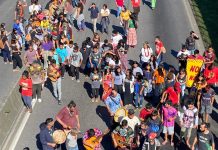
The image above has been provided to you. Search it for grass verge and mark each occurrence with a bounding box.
[189,0,218,64]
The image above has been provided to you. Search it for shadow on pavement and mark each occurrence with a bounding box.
[83,81,92,98]
[110,9,117,17]
[171,49,178,58]
[112,25,124,35]
[96,105,111,128]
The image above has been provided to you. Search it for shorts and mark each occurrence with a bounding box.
[181,126,192,138]
[163,126,174,135]
[200,105,212,114]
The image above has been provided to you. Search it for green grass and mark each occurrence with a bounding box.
[189,0,218,64]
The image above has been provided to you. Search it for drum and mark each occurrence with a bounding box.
[114,107,128,123]
[53,130,67,144]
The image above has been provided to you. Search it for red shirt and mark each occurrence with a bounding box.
[165,87,178,105]
[19,78,32,96]
[116,0,124,7]
[131,0,140,7]
[204,67,218,84]
[56,106,79,128]
[155,41,164,55]
[139,108,154,120]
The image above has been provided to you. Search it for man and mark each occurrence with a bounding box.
[179,100,198,148]
[131,0,140,20]
[24,44,39,66]
[188,49,204,60]
[88,3,99,33]
[197,85,215,123]
[112,119,134,149]
[13,18,25,45]
[121,109,140,131]
[155,36,165,65]
[56,43,68,79]
[105,89,123,128]
[203,45,216,69]
[56,100,80,129]
[14,0,27,20]
[47,59,62,105]
[185,31,199,55]
[177,45,190,68]
[139,103,154,121]
[70,45,83,82]
[89,45,102,69]
[40,118,56,150]
[191,122,215,150]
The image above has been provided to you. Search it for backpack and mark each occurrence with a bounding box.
[0,39,4,49]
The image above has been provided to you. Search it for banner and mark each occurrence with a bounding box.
[186,58,204,87]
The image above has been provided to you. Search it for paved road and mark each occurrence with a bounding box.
[10,0,217,150]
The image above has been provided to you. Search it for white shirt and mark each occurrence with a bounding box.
[29,4,42,14]
[141,47,153,63]
[177,50,190,57]
[100,8,110,17]
[111,34,123,46]
[66,45,74,59]
[66,133,78,148]
[121,116,141,131]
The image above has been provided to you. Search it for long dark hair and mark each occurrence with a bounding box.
[157,65,164,77]
[115,67,122,76]
[130,13,137,29]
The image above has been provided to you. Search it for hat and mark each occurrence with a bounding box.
[128,109,135,115]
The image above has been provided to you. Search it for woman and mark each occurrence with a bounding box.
[123,69,134,106]
[11,39,23,72]
[141,42,153,65]
[117,39,128,71]
[100,4,110,34]
[149,55,158,71]
[126,14,137,48]
[113,66,125,96]
[120,5,131,36]
[1,30,12,64]
[75,2,85,31]
[152,64,166,97]
[102,67,114,100]
[176,68,187,99]
[92,33,101,46]
[41,35,53,69]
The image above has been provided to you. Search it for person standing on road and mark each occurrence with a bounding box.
[1,30,12,64]
[14,0,27,21]
[131,0,140,20]
[151,0,157,10]
[126,14,137,48]
[56,43,68,79]
[100,4,110,34]
[56,100,80,130]
[185,31,199,55]
[191,122,215,150]
[70,45,83,82]
[115,0,124,18]
[155,36,165,66]
[19,70,33,113]
[88,3,99,33]
[24,44,39,66]
[47,59,62,105]
[120,6,131,36]
[40,118,56,150]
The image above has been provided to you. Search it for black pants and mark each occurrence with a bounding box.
[114,84,123,95]
[32,83,42,99]
[12,53,22,69]
[92,88,99,98]
[70,65,80,80]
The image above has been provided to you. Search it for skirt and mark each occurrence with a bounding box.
[127,28,137,46]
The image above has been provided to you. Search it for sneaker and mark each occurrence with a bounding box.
[38,99,42,103]
[32,98,36,103]
[4,62,7,64]
[58,100,62,105]
[61,77,64,79]
[76,80,80,83]
[71,77,75,80]
[91,98,95,102]
[95,97,100,102]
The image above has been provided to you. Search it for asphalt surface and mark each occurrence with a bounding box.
[0,0,214,150]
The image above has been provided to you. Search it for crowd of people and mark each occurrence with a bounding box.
[0,0,217,150]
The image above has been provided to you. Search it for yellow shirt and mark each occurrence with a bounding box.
[41,20,50,28]
[120,10,131,21]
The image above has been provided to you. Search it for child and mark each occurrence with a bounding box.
[134,73,144,108]
[90,68,101,102]
[66,129,79,150]
[19,70,33,113]
[162,100,177,146]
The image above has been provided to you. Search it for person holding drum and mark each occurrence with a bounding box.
[105,89,123,129]
[40,118,56,150]
[56,101,80,130]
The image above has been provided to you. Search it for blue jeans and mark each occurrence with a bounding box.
[77,20,85,30]
[117,6,122,17]
[52,77,62,101]
[22,95,32,109]
[154,83,164,97]
[2,48,12,62]
[134,93,143,107]
[67,145,79,150]
[156,53,163,66]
